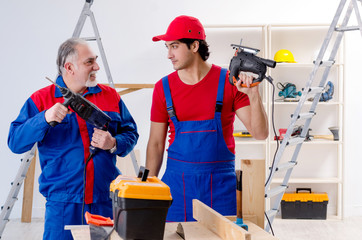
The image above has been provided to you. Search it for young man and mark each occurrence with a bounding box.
[146,15,268,222]
[8,38,138,239]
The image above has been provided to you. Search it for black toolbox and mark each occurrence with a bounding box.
[110,174,172,240]
[281,188,329,219]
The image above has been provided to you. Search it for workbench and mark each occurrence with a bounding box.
[66,220,277,240]
[66,200,278,240]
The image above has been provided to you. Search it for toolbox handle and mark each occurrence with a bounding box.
[138,166,149,182]
[296,188,312,193]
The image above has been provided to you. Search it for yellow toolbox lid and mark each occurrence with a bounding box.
[282,191,329,202]
[110,175,172,201]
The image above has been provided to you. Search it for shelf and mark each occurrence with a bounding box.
[207,24,344,219]
[273,101,343,106]
[234,138,267,145]
[272,177,342,184]
[270,140,342,145]
[275,63,343,68]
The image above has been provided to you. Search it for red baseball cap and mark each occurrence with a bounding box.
[152,15,206,42]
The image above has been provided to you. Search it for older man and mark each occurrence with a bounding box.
[8,38,138,239]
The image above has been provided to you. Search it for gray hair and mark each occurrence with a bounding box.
[56,38,88,76]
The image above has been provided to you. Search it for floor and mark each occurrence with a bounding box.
[2,217,362,239]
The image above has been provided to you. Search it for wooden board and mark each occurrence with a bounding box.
[193,199,251,240]
[241,159,265,229]
[176,222,221,239]
[111,83,155,96]
[21,150,37,223]
[66,218,278,240]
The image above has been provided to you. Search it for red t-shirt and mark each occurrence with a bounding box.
[151,65,250,154]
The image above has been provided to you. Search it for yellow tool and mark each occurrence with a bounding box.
[233,131,252,138]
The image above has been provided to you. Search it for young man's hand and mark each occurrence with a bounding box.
[235,73,260,96]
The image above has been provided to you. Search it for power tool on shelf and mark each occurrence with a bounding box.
[228,44,277,87]
[277,82,302,99]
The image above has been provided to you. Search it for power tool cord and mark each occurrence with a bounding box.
[81,152,93,225]
[264,212,275,236]
[264,76,277,236]
[82,150,116,240]
[265,77,279,188]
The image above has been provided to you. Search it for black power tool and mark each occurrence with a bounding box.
[229,44,276,87]
[46,77,111,131]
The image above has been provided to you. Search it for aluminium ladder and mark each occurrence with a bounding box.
[0,145,36,239]
[0,1,139,238]
[264,0,362,232]
[72,0,139,175]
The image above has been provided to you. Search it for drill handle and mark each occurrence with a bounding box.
[48,98,72,127]
[88,122,109,155]
[229,65,264,87]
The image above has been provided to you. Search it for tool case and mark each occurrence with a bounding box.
[109,169,172,240]
[281,188,328,219]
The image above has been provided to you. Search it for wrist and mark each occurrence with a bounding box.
[109,138,117,154]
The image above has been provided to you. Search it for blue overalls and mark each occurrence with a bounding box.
[161,68,236,222]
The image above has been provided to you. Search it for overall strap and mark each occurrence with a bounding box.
[215,68,228,113]
[162,76,177,119]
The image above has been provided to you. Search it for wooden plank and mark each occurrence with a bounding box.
[21,150,37,223]
[67,220,278,240]
[66,224,183,240]
[103,83,155,95]
[225,215,258,225]
[113,83,155,89]
[192,199,250,240]
[117,88,141,96]
[176,222,221,239]
[241,159,265,229]
[245,220,279,240]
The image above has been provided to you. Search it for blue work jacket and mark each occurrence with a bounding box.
[8,76,138,204]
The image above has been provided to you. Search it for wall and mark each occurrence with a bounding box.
[0,0,361,219]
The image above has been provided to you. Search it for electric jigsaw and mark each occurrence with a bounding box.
[229,44,276,87]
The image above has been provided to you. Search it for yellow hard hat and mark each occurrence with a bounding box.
[274,49,296,63]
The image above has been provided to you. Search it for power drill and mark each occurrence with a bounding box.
[46,77,112,153]
[229,44,276,87]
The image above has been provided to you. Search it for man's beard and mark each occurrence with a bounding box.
[85,71,98,87]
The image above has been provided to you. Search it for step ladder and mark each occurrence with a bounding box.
[264,0,362,232]
[0,1,139,238]
[0,145,36,239]
[72,0,139,174]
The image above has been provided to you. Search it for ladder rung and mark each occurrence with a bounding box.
[82,37,98,41]
[313,60,335,67]
[291,112,316,120]
[266,209,278,219]
[287,137,305,146]
[265,185,287,198]
[276,162,297,172]
[308,87,324,95]
[335,26,361,32]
